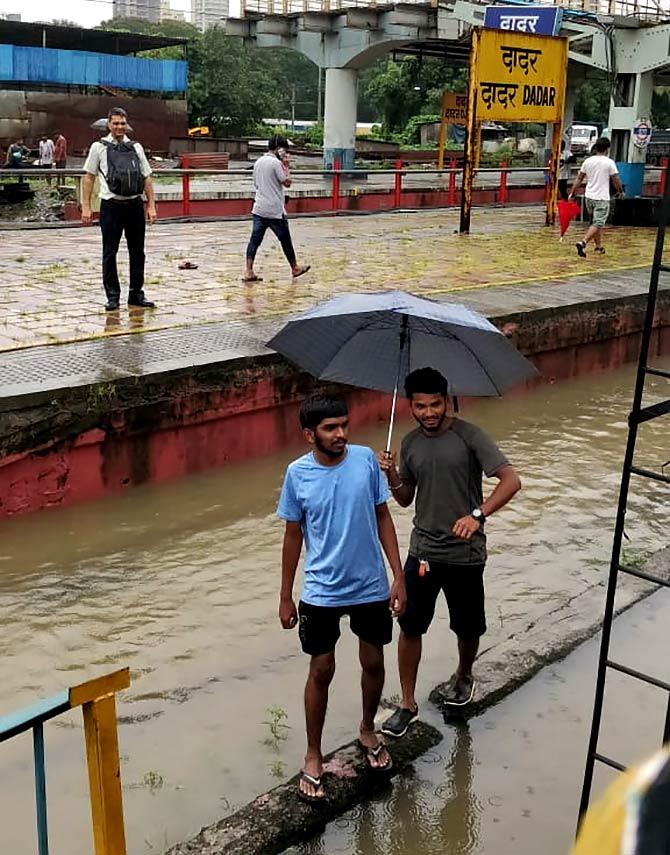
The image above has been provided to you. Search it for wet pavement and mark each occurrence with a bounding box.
[0,360,668,854]
[0,207,661,357]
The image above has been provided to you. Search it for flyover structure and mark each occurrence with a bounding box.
[226,0,670,172]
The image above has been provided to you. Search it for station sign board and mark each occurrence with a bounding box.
[441,92,468,125]
[473,28,568,124]
[632,118,652,148]
[483,5,563,36]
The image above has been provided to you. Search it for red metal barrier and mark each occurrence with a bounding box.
[182,155,191,217]
[394,159,403,208]
[661,158,668,197]
[448,157,457,207]
[500,160,508,206]
[332,159,341,212]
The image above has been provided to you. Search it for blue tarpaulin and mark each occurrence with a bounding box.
[0,43,187,91]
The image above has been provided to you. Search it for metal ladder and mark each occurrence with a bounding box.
[578,179,670,820]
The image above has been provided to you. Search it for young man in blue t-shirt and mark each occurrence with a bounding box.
[277,393,406,803]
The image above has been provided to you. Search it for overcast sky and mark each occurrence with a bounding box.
[0,0,192,28]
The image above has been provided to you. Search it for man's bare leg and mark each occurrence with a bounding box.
[399,631,422,711]
[456,636,480,679]
[358,640,391,769]
[302,652,335,799]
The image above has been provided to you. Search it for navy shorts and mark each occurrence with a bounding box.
[298,599,393,656]
[398,555,486,639]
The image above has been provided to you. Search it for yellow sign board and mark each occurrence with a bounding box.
[473,28,567,123]
[441,92,468,126]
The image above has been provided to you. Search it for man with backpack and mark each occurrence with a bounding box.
[81,107,157,311]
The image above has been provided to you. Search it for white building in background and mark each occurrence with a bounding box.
[191,0,229,31]
[112,0,161,22]
[160,0,186,20]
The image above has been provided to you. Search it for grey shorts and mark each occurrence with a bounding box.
[586,198,610,228]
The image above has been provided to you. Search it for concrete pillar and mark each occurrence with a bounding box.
[323,67,358,171]
[608,71,654,163]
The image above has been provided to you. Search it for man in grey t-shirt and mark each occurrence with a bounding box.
[244,135,310,283]
[378,367,521,734]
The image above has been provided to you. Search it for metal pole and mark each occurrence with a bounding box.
[577,148,670,825]
[33,723,49,855]
[394,159,402,208]
[437,91,448,171]
[460,30,478,234]
[332,158,341,212]
[181,155,191,217]
[546,121,563,226]
[317,67,323,123]
[500,160,508,206]
[386,316,408,452]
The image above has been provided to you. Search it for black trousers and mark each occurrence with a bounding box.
[100,198,146,302]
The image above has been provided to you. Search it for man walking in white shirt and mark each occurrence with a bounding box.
[243,135,310,283]
[569,137,624,258]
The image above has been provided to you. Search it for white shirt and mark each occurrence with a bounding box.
[581,155,618,202]
[39,139,54,165]
[252,152,288,219]
[83,134,152,201]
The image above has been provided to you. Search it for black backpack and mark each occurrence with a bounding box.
[101,140,145,197]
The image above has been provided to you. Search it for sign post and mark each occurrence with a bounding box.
[460,27,568,233]
[438,92,467,170]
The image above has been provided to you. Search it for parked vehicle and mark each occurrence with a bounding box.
[570,124,599,155]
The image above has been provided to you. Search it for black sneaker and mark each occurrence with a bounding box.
[442,674,475,707]
[380,705,418,738]
[575,241,587,258]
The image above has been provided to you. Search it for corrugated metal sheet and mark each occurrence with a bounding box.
[0,44,187,92]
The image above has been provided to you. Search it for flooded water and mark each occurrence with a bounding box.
[0,358,668,855]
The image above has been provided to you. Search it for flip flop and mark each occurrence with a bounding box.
[292,265,311,279]
[242,274,263,283]
[357,739,393,772]
[178,261,198,270]
[297,770,327,804]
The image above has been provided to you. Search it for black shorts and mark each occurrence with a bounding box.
[398,555,486,639]
[298,599,393,656]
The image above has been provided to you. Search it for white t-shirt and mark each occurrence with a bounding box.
[581,155,618,202]
[39,139,54,165]
[252,152,288,219]
[83,134,152,201]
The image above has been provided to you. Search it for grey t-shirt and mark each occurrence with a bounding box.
[399,419,509,565]
[252,152,287,219]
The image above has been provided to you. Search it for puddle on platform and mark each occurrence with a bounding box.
[0,358,668,854]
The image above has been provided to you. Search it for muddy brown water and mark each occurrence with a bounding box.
[1,359,668,855]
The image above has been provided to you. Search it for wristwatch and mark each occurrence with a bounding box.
[471,507,486,524]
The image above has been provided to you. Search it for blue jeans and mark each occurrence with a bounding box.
[246,214,296,267]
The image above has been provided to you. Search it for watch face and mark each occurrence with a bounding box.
[472,509,482,519]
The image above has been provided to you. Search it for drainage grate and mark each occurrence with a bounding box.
[0,319,281,400]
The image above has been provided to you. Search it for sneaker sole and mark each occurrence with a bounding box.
[443,681,476,707]
[380,714,418,739]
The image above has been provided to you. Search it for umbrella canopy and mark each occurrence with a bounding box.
[558,199,581,238]
[267,290,537,398]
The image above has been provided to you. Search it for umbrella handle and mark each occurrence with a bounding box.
[386,382,398,453]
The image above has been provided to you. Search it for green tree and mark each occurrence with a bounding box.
[361,56,467,133]
[573,80,610,125]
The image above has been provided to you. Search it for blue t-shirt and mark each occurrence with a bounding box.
[277,444,391,607]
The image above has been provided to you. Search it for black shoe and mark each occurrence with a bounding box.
[575,241,587,258]
[380,705,419,738]
[128,294,156,308]
[442,673,475,707]
[105,301,120,311]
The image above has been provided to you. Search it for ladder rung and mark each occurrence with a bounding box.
[606,659,670,691]
[594,752,626,772]
[619,563,670,589]
[633,399,670,423]
[630,465,670,484]
[645,367,670,380]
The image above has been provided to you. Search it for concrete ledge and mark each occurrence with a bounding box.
[431,548,670,716]
[164,721,442,855]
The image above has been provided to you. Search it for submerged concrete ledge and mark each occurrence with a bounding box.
[164,721,442,855]
[431,548,670,715]
[165,550,669,855]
